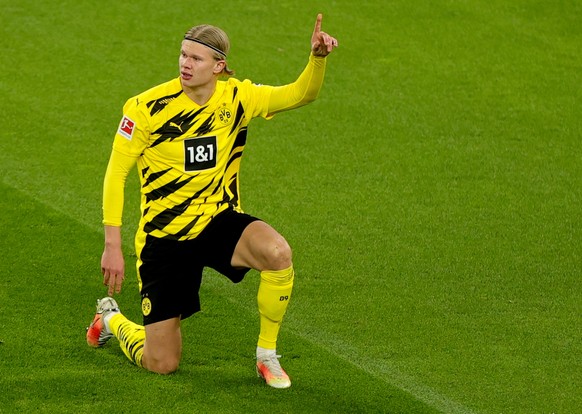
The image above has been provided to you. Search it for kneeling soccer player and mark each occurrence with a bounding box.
[86,14,338,388]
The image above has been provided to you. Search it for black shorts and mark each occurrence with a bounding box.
[138,209,260,325]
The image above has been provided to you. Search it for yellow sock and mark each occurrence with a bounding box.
[257,266,294,349]
[109,313,145,368]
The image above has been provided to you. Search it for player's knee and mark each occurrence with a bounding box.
[149,359,179,375]
[265,237,292,270]
[144,355,180,375]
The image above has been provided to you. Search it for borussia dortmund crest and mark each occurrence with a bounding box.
[141,297,152,316]
[217,105,233,125]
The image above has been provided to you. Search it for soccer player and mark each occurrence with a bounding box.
[86,14,338,388]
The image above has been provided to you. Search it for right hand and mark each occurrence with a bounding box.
[101,245,125,296]
[101,226,125,296]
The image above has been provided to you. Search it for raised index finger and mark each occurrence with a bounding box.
[313,13,323,35]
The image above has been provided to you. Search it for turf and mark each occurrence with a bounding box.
[0,0,580,413]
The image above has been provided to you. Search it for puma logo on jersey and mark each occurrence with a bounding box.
[169,122,183,132]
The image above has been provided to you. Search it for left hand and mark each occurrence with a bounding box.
[311,13,338,57]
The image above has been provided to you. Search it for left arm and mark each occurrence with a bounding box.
[266,13,338,115]
[267,54,327,115]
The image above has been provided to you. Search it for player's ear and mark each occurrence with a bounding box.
[214,60,226,74]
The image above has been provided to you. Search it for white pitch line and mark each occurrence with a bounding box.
[1,182,479,414]
[286,325,479,414]
[204,276,479,414]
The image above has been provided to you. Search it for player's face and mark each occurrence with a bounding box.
[179,40,223,89]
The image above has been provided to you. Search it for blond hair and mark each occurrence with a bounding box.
[184,24,234,76]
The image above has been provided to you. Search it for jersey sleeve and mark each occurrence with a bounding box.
[112,97,151,156]
[102,97,149,226]
[102,148,137,226]
[266,53,327,115]
[240,53,327,119]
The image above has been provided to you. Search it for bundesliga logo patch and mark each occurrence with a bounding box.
[118,115,135,140]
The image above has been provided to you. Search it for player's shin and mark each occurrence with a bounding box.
[109,313,145,368]
[257,266,294,350]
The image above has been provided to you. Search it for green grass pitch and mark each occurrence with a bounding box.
[0,0,580,413]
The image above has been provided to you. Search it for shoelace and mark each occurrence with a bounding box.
[98,299,119,313]
[260,355,284,376]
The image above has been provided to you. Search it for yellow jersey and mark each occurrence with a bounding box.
[103,54,327,241]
